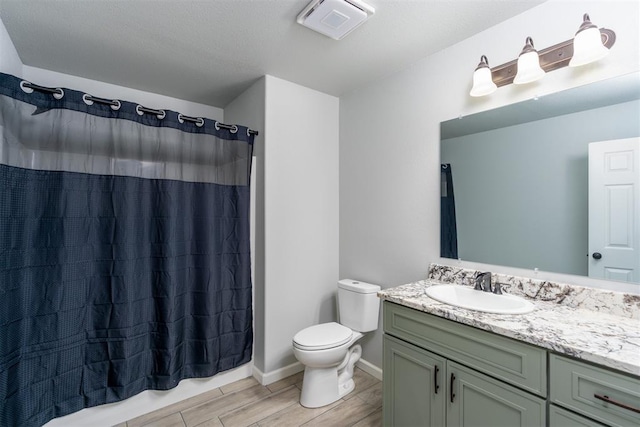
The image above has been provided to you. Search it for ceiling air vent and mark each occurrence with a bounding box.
[296,0,375,40]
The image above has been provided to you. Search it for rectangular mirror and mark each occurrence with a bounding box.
[440,72,640,285]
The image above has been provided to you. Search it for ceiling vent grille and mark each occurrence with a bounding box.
[296,0,375,40]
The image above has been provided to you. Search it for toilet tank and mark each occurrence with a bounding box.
[338,279,381,332]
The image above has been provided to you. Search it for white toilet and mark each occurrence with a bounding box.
[292,279,381,408]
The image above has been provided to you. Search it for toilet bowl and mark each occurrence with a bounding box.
[292,280,380,408]
[293,322,364,407]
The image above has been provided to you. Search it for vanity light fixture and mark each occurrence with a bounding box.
[470,55,498,97]
[513,37,545,84]
[469,13,615,97]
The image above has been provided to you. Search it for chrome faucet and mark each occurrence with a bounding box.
[474,272,503,294]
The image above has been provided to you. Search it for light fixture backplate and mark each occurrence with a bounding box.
[491,28,615,87]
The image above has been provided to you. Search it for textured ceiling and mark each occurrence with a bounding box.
[0,0,544,107]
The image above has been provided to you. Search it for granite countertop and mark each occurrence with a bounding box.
[378,277,640,377]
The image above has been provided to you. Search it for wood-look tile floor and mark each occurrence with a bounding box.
[118,368,382,427]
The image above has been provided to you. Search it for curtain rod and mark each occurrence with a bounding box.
[20,81,260,136]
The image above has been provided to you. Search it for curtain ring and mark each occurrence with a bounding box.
[442,164,448,169]
[82,94,94,106]
[246,128,251,137]
[19,81,63,99]
[214,121,221,131]
[52,88,64,100]
[230,125,238,134]
[196,118,204,127]
[110,100,121,111]
[137,105,166,119]
[178,113,185,124]
[19,81,34,94]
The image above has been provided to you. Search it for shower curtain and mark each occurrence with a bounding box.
[0,73,254,427]
[441,163,458,259]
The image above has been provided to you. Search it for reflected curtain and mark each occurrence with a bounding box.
[441,163,458,259]
[0,73,254,427]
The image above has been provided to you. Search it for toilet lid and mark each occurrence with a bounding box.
[293,322,353,350]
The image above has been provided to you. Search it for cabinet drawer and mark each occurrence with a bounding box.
[383,301,547,397]
[549,405,607,427]
[550,354,640,427]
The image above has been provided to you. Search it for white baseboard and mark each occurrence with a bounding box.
[253,361,304,385]
[254,358,382,385]
[356,358,383,381]
[43,363,253,427]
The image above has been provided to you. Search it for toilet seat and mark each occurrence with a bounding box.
[293,322,353,351]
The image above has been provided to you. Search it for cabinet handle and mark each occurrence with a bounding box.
[594,394,640,414]
[450,373,456,403]
[434,365,440,394]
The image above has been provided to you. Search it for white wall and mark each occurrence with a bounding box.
[225,76,341,383]
[263,75,340,375]
[339,0,640,369]
[0,16,21,75]
[225,78,267,373]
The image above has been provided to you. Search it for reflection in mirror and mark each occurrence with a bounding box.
[440,72,640,285]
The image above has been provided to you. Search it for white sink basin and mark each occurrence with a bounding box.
[425,284,535,314]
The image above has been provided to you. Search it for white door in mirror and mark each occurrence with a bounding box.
[589,138,640,283]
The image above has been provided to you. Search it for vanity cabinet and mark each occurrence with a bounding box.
[383,302,546,426]
[383,301,640,427]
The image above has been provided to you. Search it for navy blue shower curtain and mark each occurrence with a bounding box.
[0,73,254,427]
[441,163,458,259]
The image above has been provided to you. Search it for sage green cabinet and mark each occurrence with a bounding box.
[383,300,640,427]
[383,335,445,426]
[383,328,545,427]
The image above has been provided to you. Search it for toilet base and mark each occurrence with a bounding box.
[299,345,361,408]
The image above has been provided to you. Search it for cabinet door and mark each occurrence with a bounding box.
[383,335,446,427]
[447,361,546,427]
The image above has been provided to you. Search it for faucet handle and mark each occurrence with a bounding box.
[474,272,490,291]
[492,282,503,295]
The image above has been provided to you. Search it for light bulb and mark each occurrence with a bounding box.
[514,37,545,85]
[570,14,609,67]
[469,55,497,97]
